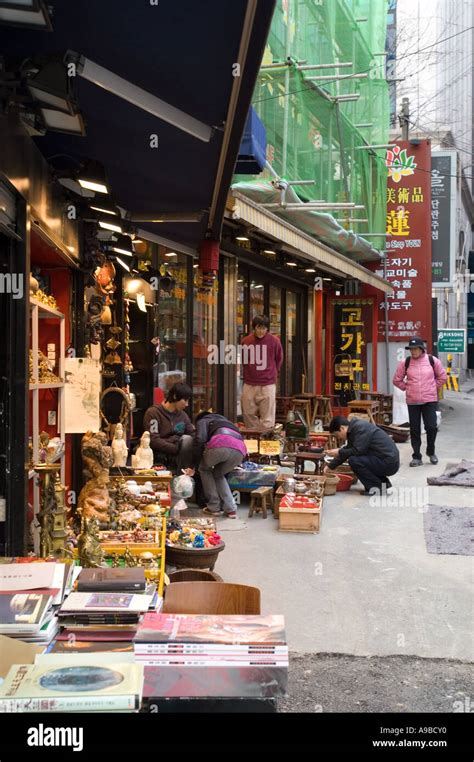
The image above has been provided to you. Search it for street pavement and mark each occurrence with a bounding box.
[212,384,473,675]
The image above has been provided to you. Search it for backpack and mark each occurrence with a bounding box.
[405,354,435,378]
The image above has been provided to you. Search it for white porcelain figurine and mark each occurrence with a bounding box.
[112,423,128,467]
[132,431,154,470]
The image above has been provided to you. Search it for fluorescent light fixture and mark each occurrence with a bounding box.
[27,60,75,113]
[68,52,213,143]
[287,261,298,267]
[40,108,85,136]
[237,278,244,282]
[263,249,276,255]
[0,0,52,30]
[193,264,199,269]
[255,284,264,289]
[305,268,316,273]
[165,252,177,257]
[77,160,110,195]
[323,278,332,281]
[116,257,130,272]
[108,234,133,257]
[236,236,249,242]
[99,219,123,234]
[136,293,147,312]
[89,198,119,216]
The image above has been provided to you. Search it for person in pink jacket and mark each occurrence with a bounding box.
[393,337,447,466]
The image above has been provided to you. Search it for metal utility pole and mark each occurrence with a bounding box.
[399,97,410,141]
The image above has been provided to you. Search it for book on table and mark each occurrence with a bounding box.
[77,567,146,593]
[0,661,144,712]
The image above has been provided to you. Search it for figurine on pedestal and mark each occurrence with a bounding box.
[77,431,113,523]
[132,431,154,470]
[77,517,104,568]
[112,423,128,467]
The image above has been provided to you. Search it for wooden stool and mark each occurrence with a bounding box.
[311,396,333,427]
[291,397,313,428]
[248,487,273,518]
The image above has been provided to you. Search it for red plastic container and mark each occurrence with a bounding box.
[335,473,354,492]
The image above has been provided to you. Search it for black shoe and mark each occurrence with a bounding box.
[361,487,381,496]
[429,454,438,465]
[410,458,423,467]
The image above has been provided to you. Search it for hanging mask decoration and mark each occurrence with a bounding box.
[94,261,116,299]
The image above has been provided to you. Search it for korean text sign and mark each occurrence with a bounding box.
[375,140,432,343]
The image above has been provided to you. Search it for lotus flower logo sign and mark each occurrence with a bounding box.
[386,145,417,183]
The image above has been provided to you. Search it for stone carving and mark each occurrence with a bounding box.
[77,431,113,523]
[132,431,154,470]
[112,423,128,467]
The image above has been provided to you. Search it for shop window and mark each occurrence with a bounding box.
[155,251,188,395]
[285,291,298,395]
[193,271,218,413]
[250,277,265,319]
[270,285,282,394]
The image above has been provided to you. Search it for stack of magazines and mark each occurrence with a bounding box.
[133,613,289,698]
[0,562,79,645]
[56,568,160,645]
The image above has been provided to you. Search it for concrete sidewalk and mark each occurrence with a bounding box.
[212,386,474,660]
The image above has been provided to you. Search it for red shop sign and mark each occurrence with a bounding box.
[373,140,432,345]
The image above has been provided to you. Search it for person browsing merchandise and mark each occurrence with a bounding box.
[240,315,283,432]
[392,337,447,467]
[324,416,400,495]
[143,383,195,474]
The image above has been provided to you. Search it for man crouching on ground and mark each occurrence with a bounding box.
[324,416,400,495]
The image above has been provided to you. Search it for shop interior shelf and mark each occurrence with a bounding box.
[29,382,65,390]
[29,297,64,318]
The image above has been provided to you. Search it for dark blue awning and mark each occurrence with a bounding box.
[235,107,267,174]
[0,0,275,249]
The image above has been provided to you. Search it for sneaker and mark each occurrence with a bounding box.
[410,458,423,467]
[225,511,237,519]
[202,507,224,515]
[429,454,438,465]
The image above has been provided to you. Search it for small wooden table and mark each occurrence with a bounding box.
[347,400,380,425]
[294,451,325,475]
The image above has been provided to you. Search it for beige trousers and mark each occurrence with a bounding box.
[241,384,276,431]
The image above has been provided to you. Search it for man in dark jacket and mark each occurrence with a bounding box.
[193,412,247,518]
[324,416,400,494]
[142,383,195,473]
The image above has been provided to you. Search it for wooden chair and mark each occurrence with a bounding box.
[163,582,261,615]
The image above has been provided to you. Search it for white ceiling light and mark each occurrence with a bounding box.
[39,108,85,136]
[287,261,298,267]
[165,252,177,257]
[0,0,52,30]
[236,236,249,242]
[99,219,123,234]
[305,268,316,273]
[116,257,131,272]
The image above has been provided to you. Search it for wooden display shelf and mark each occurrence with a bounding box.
[29,297,64,318]
[29,382,65,390]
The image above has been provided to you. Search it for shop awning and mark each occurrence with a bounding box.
[227,191,393,294]
[235,108,267,174]
[0,0,276,249]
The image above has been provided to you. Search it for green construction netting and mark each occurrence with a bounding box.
[234,0,390,256]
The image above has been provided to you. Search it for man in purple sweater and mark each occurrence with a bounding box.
[241,315,283,431]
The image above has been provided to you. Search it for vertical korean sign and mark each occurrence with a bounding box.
[331,299,375,404]
[378,140,432,343]
[431,151,456,287]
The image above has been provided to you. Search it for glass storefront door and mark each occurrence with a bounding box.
[235,266,306,403]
